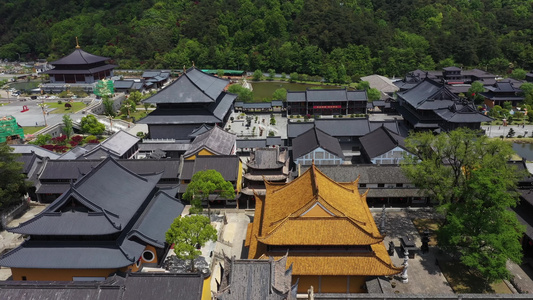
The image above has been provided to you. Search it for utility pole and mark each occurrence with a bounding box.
[39,101,47,126]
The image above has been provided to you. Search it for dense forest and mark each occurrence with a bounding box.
[2,0,533,79]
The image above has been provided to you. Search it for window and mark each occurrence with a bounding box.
[378,184,384,188]
[359,184,366,188]
[22,276,27,281]
[396,183,403,187]
[142,250,155,262]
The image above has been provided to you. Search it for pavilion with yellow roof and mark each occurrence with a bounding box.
[245,163,402,293]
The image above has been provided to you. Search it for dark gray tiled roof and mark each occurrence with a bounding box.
[347,90,368,101]
[0,273,204,300]
[127,191,184,248]
[237,139,267,149]
[138,143,190,152]
[292,126,344,159]
[58,146,89,160]
[113,80,135,89]
[360,126,407,158]
[286,88,367,102]
[209,92,237,120]
[189,124,213,138]
[434,103,493,123]
[16,153,38,174]
[144,68,229,104]
[142,71,162,78]
[16,158,162,235]
[247,148,286,169]
[11,145,60,159]
[179,155,239,181]
[0,239,144,268]
[36,183,71,194]
[89,130,140,157]
[287,119,400,139]
[45,64,116,75]
[137,108,223,124]
[443,66,461,71]
[304,165,411,183]
[397,79,458,109]
[217,255,296,300]
[38,158,179,183]
[286,91,306,102]
[266,136,282,146]
[184,126,236,158]
[49,48,110,65]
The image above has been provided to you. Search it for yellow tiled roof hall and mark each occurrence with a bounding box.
[246,163,402,279]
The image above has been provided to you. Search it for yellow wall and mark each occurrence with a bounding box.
[294,275,367,293]
[185,149,215,160]
[12,268,120,281]
[236,160,243,193]
[140,245,158,264]
[301,204,333,217]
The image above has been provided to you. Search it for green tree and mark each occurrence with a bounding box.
[128,91,143,105]
[102,96,115,117]
[367,88,381,102]
[120,99,136,117]
[0,144,28,209]
[467,81,485,104]
[401,129,524,282]
[62,114,73,139]
[80,115,105,135]
[268,68,275,81]
[272,88,287,101]
[227,84,254,102]
[252,69,263,81]
[217,69,224,78]
[143,102,151,112]
[511,68,527,80]
[289,72,298,82]
[30,134,52,146]
[183,169,235,215]
[358,81,370,90]
[165,215,217,272]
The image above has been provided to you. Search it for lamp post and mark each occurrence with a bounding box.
[107,115,113,132]
[39,101,47,126]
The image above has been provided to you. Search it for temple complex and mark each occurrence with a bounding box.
[245,164,402,293]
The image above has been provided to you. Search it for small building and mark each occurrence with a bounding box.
[287,88,367,116]
[42,42,117,93]
[359,126,410,165]
[241,147,290,206]
[482,81,525,108]
[79,130,140,160]
[0,157,184,281]
[138,67,237,140]
[395,78,492,131]
[292,126,344,166]
[360,75,399,100]
[113,79,145,94]
[183,126,236,160]
[141,70,170,89]
[215,254,298,300]
[246,164,402,293]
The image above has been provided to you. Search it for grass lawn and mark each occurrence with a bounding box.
[45,102,86,114]
[117,110,150,122]
[439,261,512,294]
[22,126,45,135]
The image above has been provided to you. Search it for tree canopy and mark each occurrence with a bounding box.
[183,169,235,214]
[227,84,253,103]
[62,114,73,138]
[401,128,524,282]
[3,0,533,78]
[80,114,105,135]
[165,215,217,272]
[0,144,28,209]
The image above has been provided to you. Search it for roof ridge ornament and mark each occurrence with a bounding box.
[75,37,81,49]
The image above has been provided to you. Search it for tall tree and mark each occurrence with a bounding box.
[80,115,105,136]
[401,128,524,282]
[165,215,217,272]
[0,144,28,209]
[62,114,73,139]
[102,96,115,117]
[183,169,235,215]
[227,84,254,103]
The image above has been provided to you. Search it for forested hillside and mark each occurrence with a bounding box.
[2,0,533,79]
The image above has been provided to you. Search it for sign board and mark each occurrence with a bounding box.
[313,105,341,109]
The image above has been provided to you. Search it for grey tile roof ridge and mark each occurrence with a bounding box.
[49,48,110,65]
[127,190,184,248]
